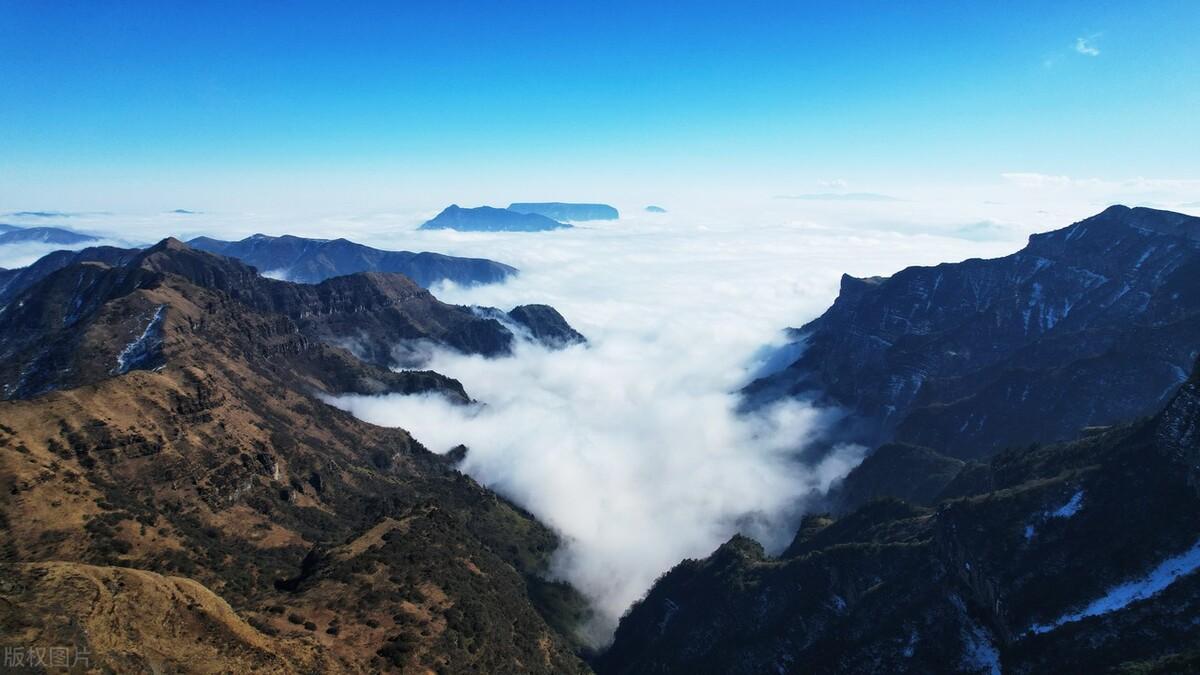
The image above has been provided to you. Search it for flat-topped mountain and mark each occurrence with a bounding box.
[508,202,619,221]
[419,205,569,232]
[188,233,517,287]
[746,205,1200,459]
[0,225,98,245]
[0,239,583,399]
[0,236,591,672]
[599,363,1200,674]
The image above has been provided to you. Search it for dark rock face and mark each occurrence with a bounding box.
[419,205,569,232]
[187,233,517,287]
[507,202,619,221]
[0,226,98,245]
[507,304,587,347]
[746,206,1200,459]
[598,368,1200,674]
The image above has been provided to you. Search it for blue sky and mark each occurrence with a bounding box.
[1,1,1197,211]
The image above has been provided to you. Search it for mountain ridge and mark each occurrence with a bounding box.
[188,233,518,287]
[745,205,1200,459]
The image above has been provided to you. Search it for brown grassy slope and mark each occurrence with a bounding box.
[0,270,590,673]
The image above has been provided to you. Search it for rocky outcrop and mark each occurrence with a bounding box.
[507,304,587,347]
[746,206,1200,459]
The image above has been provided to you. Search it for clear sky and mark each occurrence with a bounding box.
[1,1,1197,212]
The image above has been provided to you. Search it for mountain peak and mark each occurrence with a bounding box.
[149,236,190,252]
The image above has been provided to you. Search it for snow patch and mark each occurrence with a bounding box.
[1028,538,1200,634]
[114,305,166,374]
[961,621,1002,674]
[1049,490,1084,519]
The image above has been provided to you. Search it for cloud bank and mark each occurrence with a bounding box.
[319,211,1019,642]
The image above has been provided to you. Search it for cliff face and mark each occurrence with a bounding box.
[746,206,1200,459]
[598,365,1200,675]
[188,233,518,287]
[0,238,591,673]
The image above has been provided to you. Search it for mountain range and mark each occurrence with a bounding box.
[187,233,517,286]
[0,239,582,400]
[3,206,1199,673]
[597,205,1200,673]
[0,225,99,245]
[745,205,1200,460]
[0,237,590,672]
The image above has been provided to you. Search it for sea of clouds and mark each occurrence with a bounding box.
[5,185,1189,642]
[316,206,1023,642]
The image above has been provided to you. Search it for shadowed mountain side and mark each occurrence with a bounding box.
[746,206,1200,460]
[597,362,1200,674]
[188,233,517,287]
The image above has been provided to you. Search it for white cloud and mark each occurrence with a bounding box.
[314,211,1020,643]
[1075,35,1101,57]
[0,238,129,270]
[1000,173,1200,207]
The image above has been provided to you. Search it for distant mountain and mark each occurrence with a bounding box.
[0,223,20,233]
[0,237,590,672]
[419,205,569,232]
[746,205,1200,459]
[644,205,667,213]
[187,233,517,287]
[508,202,619,221]
[0,226,98,245]
[8,210,71,217]
[599,365,1200,673]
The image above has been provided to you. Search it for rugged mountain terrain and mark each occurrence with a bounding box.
[420,205,569,232]
[507,203,619,221]
[0,238,593,672]
[0,239,583,398]
[0,245,138,305]
[0,225,98,245]
[599,363,1200,674]
[746,206,1200,460]
[188,233,517,287]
